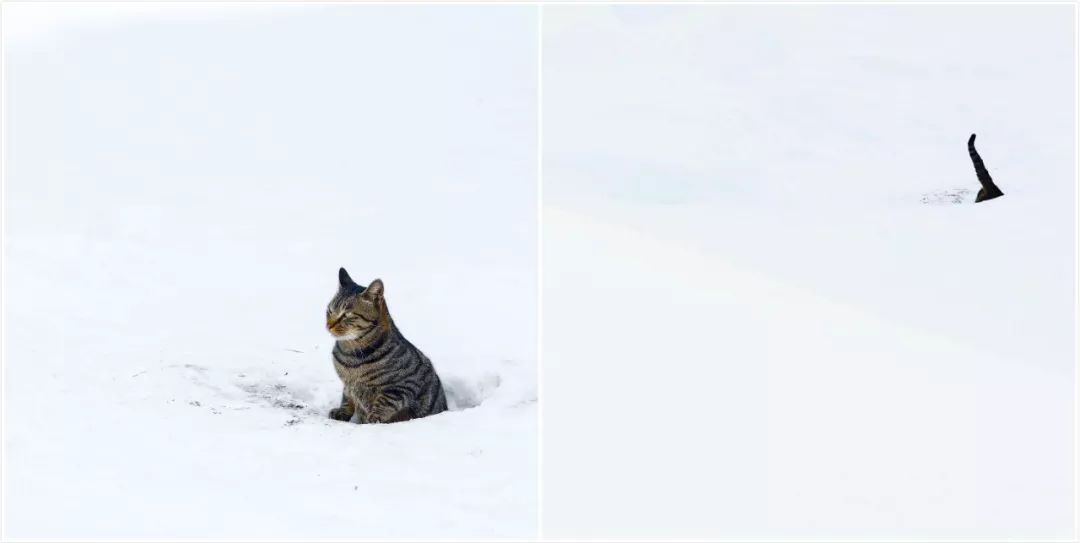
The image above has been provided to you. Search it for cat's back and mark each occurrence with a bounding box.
[387,338,448,417]
[410,348,448,416]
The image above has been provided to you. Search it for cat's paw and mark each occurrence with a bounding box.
[329,407,352,421]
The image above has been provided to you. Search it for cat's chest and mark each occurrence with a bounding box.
[334,359,367,384]
[334,354,391,391]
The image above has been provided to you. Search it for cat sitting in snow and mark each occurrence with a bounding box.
[325,268,447,423]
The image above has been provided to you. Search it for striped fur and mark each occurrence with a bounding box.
[326,268,448,424]
[968,133,1003,203]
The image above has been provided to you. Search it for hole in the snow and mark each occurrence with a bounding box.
[443,373,502,411]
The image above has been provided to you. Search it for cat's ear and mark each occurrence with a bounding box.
[338,267,357,288]
[365,278,385,299]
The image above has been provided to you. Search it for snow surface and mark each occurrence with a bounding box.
[541,5,1075,539]
[3,4,537,539]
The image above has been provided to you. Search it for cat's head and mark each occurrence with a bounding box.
[326,267,386,341]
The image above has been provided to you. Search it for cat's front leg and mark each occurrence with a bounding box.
[329,392,355,422]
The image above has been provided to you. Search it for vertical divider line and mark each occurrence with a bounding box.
[536,3,544,541]
[1071,3,1080,539]
[0,3,7,536]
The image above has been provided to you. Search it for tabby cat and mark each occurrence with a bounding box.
[326,268,448,423]
[968,133,1003,203]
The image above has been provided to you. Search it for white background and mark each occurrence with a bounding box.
[542,4,1075,540]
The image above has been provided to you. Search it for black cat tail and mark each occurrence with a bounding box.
[968,134,993,188]
[969,133,1004,202]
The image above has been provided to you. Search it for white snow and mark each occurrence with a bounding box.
[541,5,1074,539]
[4,3,1075,540]
[3,4,537,539]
